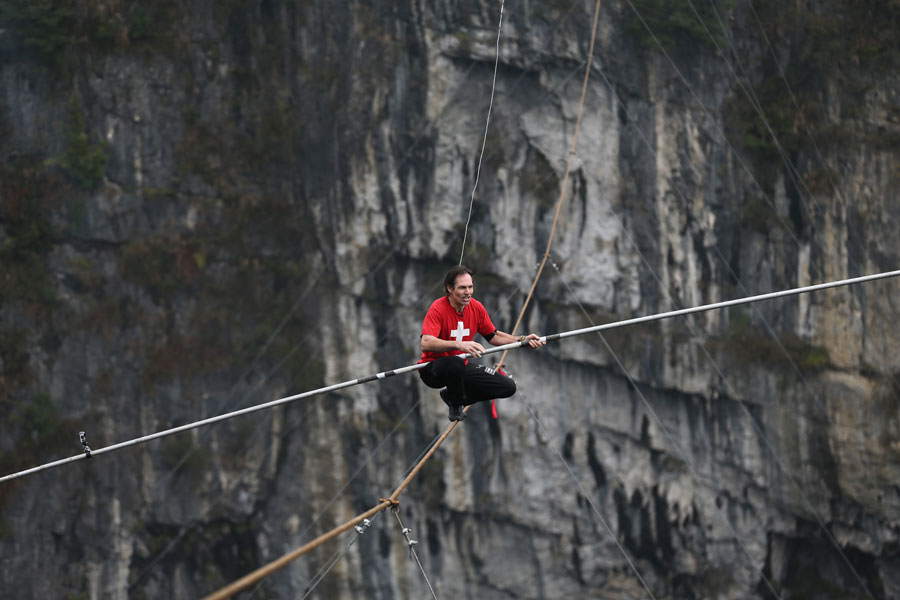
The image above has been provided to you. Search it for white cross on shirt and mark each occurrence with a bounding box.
[450,321,470,342]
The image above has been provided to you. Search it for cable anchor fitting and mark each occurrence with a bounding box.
[354,518,372,535]
[400,526,418,559]
[79,431,92,458]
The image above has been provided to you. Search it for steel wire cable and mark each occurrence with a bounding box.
[619,0,805,251]
[517,394,658,599]
[569,172,872,594]
[548,261,781,598]
[579,36,868,434]
[7,268,900,488]
[3,1,599,488]
[200,267,900,599]
[297,513,382,600]
[392,508,439,600]
[134,275,444,592]
[744,0,857,218]
[460,0,505,265]
[146,235,418,501]
[696,0,900,395]
[491,0,604,378]
[659,5,886,594]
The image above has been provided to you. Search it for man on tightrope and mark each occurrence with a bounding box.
[418,265,545,422]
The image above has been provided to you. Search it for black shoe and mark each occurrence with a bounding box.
[440,389,466,422]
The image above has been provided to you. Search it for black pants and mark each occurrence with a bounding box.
[419,356,516,406]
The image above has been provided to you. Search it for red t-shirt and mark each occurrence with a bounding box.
[418,297,497,363]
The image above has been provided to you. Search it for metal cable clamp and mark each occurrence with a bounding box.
[354,518,372,535]
[79,431,92,458]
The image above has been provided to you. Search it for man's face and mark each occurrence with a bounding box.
[448,273,474,309]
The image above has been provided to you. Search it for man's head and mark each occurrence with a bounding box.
[444,265,474,312]
[444,265,473,295]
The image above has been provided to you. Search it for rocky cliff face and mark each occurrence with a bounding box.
[1,1,898,598]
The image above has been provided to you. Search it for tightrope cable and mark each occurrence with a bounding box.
[460,0,505,265]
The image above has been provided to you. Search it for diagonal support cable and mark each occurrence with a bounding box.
[549,261,780,597]
[460,0,505,265]
[299,515,376,600]
[392,507,438,600]
[494,0,604,372]
[519,397,658,599]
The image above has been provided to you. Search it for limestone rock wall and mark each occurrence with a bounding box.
[1,1,898,598]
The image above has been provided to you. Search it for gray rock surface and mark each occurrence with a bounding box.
[1,1,898,598]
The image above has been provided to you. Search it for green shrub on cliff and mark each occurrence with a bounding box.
[0,0,74,62]
[11,393,59,441]
[0,0,184,67]
[625,0,737,52]
[47,99,108,190]
[724,0,899,164]
[0,155,60,312]
[718,309,831,372]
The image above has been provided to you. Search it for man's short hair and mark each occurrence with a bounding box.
[444,265,473,295]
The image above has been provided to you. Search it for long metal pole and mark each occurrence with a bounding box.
[3,268,899,484]
[544,268,900,343]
